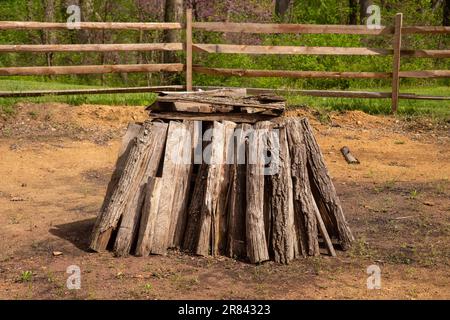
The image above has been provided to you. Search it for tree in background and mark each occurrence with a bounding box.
[348,0,358,24]
[444,0,449,26]
[359,0,374,24]
[275,0,291,20]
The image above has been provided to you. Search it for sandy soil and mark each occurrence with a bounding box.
[0,103,449,300]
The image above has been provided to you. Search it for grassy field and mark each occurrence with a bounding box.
[0,79,449,119]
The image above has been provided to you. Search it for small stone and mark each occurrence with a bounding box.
[52,251,63,256]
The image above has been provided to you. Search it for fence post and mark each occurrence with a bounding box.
[391,13,403,113]
[186,8,193,91]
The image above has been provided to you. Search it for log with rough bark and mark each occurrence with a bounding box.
[90,96,353,263]
[90,121,168,253]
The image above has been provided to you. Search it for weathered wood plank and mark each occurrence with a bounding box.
[150,121,192,255]
[196,122,225,256]
[113,123,169,256]
[268,126,297,264]
[213,121,237,255]
[193,66,391,79]
[149,112,278,124]
[0,43,183,52]
[193,44,391,56]
[246,122,270,264]
[285,119,320,257]
[227,124,251,259]
[192,22,394,35]
[90,121,168,252]
[300,118,354,250]
[0,64,184,76]
[0,21,182,30]
[135,177,162,257]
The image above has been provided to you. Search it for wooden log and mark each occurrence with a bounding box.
[149,112,278,124]
[170,121,196,248]
[227,124,251,259]
[0,64,184,76]
[399,70,450,78]
[135,177,162,257]
[193,66,391,79]
[196,122,226,256]
[0,86,185,98]
[213,121,237,255]
[193,44,391,56]
[0,21,182,30]
[267,125,297,264]
[340,146,360,164]
[0,43,183,53]
[192,22,394,35]
[150,121,193,255]
[113,123,169,257]
[100,123,142,214]
[402,26,450,34]
[90,121,168,252]
[313,199,337,257]
[285,119,320,257]
[246,122,270,264]
[300,118,354,250]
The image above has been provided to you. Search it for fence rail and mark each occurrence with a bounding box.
[0,9,448,112]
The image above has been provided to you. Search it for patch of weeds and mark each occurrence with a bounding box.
[170,274,199,291]
[143,283,153,292]
[409,189,419,199]
[28,111,38,120]
[348,237,374,259]
[19,271,33,283]
[309,257,323,275]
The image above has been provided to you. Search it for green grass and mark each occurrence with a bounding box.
[0,79,448,119]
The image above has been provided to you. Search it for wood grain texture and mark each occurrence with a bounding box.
[90,121,168,252]
[135,177,162,257]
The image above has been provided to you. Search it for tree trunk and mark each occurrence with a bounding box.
[348,0,358,24]
[163,0,183,83]
[444,0,450,26]
[44,0,56,67]
[275,0,291,20]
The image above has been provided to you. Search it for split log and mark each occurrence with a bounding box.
[340,146,360,164]
[150,121,193,255]
[267,126,297,264]
[300,118,354,250]
[135,177,162,256]
[213,121,237,255]
[196,122,226,256]
[226,124,251,259]
[149,112,277,124]
[285,119,320,257]
[100,123,142,213]
[246,122,270,264]
[90,121,168,253]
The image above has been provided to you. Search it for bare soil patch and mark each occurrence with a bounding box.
[0,103,448,299]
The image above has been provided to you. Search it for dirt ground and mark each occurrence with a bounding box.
[0,102,449,300]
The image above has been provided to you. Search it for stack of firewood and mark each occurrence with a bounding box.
[89,90,353,264]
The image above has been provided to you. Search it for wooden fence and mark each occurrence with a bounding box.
[0,9,449,112]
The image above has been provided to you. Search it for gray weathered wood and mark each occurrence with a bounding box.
[268,126,297,264]
[285,119,320,257]
[135,177,162,256]
[246,122,270,264]
[150,121,192,255]
[227,123,251,258]
[196,121,225,256]
[300,118,354,250]
[90,121,168,252]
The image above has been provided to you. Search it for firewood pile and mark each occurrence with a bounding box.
[89,89,354,264]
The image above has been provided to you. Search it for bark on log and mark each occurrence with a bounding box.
[196,121,226,256]
[246,122,270,264]
[135,177,162,256]
[300,118,354,250]
[90,121,168,252]
[151,121,193,255]
[226,124,251,258]
[268,126,297,264]
[213,121,237,255]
